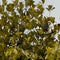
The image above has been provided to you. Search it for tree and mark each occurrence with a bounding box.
[0,0,60,60]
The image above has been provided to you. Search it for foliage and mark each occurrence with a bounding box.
[0,0,60,60]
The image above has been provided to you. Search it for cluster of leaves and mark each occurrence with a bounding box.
[0,0,60,60]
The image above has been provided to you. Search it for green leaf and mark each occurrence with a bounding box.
[2,0,7,5]
[46,5,55,11]
[41,0,45,4]
[37,3,44,14]
[54,24,60,31]
[13,0,18,7]
[15,32,22,36]
[25,0,34,6]
[47,17,55,23]
[58,34,60,40]
[38,29,44,34]
[19,2,24,9]
[0,5,4,13]
[6,3,14,11]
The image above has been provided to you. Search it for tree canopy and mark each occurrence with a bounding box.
[0,0,60,60]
